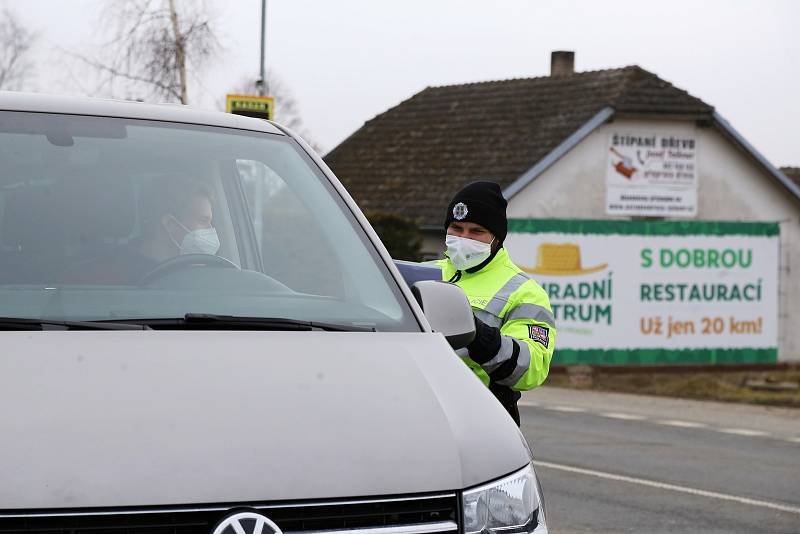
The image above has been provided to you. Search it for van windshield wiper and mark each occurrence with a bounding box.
[127,313,375,332]
[0,317,150,331]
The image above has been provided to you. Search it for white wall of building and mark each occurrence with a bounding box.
[507,117,800,361]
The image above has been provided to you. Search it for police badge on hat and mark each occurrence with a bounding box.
[453,202,468,220]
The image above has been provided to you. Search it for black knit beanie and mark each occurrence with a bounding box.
[444,181,508,243]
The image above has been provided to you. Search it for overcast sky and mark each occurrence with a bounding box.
[9,0,800,165]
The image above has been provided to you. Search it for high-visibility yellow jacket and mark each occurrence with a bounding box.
[437,248,555,391]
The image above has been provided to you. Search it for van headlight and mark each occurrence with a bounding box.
[462,463,547,534]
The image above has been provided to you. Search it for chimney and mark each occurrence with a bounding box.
[550,51,575,76]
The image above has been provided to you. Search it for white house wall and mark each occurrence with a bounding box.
[507,117,800,361]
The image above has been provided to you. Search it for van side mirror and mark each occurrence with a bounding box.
[411,281,476,349]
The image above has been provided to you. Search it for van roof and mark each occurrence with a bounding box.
[0,91,285,135]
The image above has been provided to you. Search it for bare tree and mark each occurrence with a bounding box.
[77,0,219,104]
[229,72,320,151]
[0,7,37,90]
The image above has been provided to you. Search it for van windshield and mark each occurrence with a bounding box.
[0,112,418,331]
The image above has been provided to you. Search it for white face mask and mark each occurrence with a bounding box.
[180,227,220,255]
[446,234,493,270]
[167,216,221,255]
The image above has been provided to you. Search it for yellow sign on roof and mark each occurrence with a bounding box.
[225,94,274,120]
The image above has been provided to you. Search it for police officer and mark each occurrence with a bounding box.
[437,181,556,425]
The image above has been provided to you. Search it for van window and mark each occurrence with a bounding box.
[0,112,418,331]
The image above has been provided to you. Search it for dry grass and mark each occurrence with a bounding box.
[546,368,800,407]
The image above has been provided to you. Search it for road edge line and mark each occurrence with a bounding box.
[533,460,800,516]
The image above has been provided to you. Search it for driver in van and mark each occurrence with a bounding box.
[62,177,219,285]
[138,178,220,262]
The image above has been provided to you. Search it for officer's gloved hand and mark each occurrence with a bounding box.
[466,315,502,365]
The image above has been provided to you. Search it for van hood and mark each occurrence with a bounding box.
[0,331,529,509]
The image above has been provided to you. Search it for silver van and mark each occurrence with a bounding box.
[0,93,547,534]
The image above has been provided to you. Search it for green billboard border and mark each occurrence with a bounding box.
[553,348,778,366]
[508,219,780,237]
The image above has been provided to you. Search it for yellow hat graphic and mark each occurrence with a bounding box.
[522,243,608,276]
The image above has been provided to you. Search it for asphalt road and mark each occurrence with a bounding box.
[518,387,800,533]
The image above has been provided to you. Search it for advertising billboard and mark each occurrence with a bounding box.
[506,219,779,365]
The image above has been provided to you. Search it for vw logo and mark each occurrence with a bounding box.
[453,202,468,220]
[212,511,283,534]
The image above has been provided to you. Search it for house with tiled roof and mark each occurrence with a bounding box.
[325,51,800,365]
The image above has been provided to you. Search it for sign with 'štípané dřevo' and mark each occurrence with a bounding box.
[505,219,779,365]
[606,131,697,217]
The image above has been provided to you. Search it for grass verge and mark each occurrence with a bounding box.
[546,366,800,408]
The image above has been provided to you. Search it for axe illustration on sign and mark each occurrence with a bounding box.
[609,147,636,179]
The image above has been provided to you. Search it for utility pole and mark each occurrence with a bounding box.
[255,0,268,242]
[258,0,267,96]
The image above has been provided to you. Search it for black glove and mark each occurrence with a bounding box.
[466,315,502,365]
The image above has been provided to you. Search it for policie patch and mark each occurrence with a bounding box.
[528,325,550,348]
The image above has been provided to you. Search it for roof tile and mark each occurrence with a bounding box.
[780,167,800,188]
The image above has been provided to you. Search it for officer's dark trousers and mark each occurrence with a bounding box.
[489,383,521,426]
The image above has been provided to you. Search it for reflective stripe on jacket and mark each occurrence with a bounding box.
[437,248,556,391]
